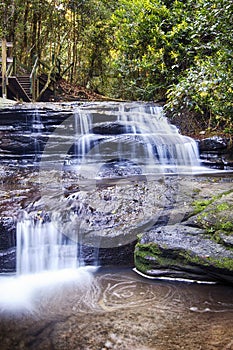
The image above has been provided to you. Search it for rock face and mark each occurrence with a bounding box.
[0,105,74,164]
[135,225,233,284]
[198,136,233,169]
[0,103,233,284]
[1,160,233,283]
[134,178,233,285]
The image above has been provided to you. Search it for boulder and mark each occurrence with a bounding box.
[134,180,233,285]
[134,224,233,284]
[199,136,228,151]
[0,248,16,273]
[198,136,233,169]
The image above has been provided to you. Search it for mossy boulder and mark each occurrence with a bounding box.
[135,224,233,284]
[135,187,233,285]
[187,190,233,247]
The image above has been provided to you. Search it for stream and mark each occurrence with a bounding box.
[0,102,232,349]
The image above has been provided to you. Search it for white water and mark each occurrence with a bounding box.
[17,103,201,276]
[16,218,78,274]
[0,214,94,313]
[0,103,203,312]
[0,267,95,312]
[64,103,200,178]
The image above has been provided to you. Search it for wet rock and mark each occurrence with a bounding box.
[0,106,74,164]
[198,136,233,169]
[0,217,16,250]
[0,247,16,272]
[199,136,228,152]
[135,224,233,284]
[0,104,233,280]
[0,218,16,272]
[91,122,134,135]
[135,185,233,285]
[185,189,233,248]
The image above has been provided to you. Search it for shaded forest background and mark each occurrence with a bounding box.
[1,0,233,134]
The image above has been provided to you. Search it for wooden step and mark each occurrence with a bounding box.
[4,72,54,101]
[16,75,32,101]
[8,76,32,102]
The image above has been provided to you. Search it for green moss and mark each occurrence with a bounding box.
[201,218,233,235]
[192,198,215,214]
[178,250,209,267]
[135,242,162,256]
[134,242,178,273]
[193,188,201,194]
[191,189,233,215]
[206,256,233,271]
[134,255,150,274]
[218,221,233,232]
[216,203,230,211]
[193,196,233,238]
[135,242,233,274]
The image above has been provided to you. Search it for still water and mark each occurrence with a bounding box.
[0,267,232,350]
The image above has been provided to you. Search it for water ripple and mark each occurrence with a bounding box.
[95,273,175,312]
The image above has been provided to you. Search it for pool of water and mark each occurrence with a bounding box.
[0,267,232,350]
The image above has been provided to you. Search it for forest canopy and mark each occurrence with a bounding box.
[1,0,233,132]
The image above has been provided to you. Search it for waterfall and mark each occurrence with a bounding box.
[16,102,200,275]
[16,214,78,274]
[32,109,43,163]
[63,102,200,178]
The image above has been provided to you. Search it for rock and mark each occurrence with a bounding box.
[0,217,16,250]
[0,217,17,272]
[134,224,233,284]
[0,104,233,281]
[135,185,233,285]
[185,189,233,245]
[1,169,233,281]
[0,97,17,107]
[199,136,228,151]
[0,247,16,272]
[198,136,233,169]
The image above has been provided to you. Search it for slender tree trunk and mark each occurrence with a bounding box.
[22,1,29,64]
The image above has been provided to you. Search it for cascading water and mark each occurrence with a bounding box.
[16,102,200,276]
[16,215,78,274]
[32,109,43,162]
[1,102,233,350]
[65,103,200,177]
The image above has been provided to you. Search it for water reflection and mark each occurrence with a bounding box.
[0,268,232,349]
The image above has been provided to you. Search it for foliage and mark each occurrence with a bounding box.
[1,0,233,130]
[0,0,115,91]
[164,0,233,131]
[165,56,233,131]
[109,0,183,100]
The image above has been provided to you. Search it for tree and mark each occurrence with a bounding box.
[165,0,233,132]
[1,0,233,134]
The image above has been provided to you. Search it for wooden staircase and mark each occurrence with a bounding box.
[1,41,58,101]
[17,75,32,101]
[8,74,32,102]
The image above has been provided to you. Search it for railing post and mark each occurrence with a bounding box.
[32,71,35,102]
[1,38,7,99]
[1,39,14,99]
[30,55,38,102]
[13,56,16,75]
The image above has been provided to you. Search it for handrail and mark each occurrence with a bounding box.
[30,56,39,101]
[30,56,39,80]
[38,58,58,83]
[6,62,14,77]
[61,62,73,77]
